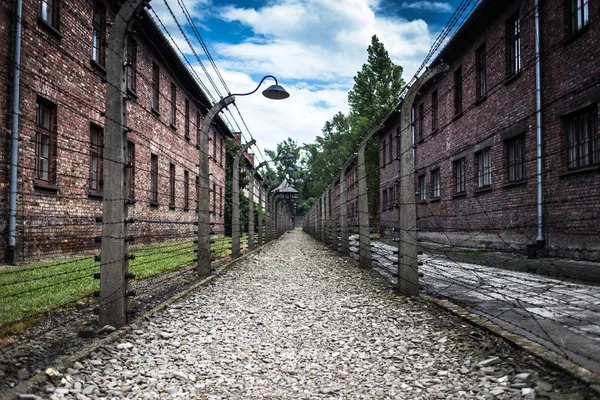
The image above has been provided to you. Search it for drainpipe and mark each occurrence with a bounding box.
[534,0,545,246]
[7,0,23,264]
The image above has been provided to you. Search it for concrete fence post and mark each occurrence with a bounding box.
[340,169,349,255]
[398,63,449,296]
[232,140,256,259]
[100,0,148,329]
[257,183,263,247]
[357,144,371,268]
[329,185,337,250]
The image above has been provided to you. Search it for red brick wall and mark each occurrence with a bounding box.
[380,0,600,260]
[540,0,600,260]
[0,0,229,262]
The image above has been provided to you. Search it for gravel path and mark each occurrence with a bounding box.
[33,231,595,399]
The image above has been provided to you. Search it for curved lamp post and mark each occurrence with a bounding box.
[197,76,289,277]
[248,153,294,250]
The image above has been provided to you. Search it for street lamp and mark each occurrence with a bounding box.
[197,76,289,277]
[248,153,294,250]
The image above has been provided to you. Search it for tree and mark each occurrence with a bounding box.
[348,35,405,127]
[271,36,405,219]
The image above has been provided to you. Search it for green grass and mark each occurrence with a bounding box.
[0,235,248,335]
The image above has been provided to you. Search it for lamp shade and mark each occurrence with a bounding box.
[262,84,290,100]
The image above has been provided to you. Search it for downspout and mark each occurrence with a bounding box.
[7,0,23,264]
[534,0,545,245]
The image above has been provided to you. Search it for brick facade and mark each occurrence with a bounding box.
[380,0,600,261]
[0,0,230,263]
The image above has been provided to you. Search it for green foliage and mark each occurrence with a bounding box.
[278,35,405,216]
[0,237,243,334]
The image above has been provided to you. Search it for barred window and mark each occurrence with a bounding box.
[454,67,463,116]
[476,43,487,100]
[169,163,176,208]
[507,13,521,77]
[91,1,106,65]
[431,169,441,199]
[40,0,59,28]
[89,125,103,191]
[569,0,589,34]
[432,90,439,131]
[35,98,57,184]
[150,154,158,203]
[507,135,526,182]
[476,148,492,188]
[170,83,177,127]
[152,62,160,112]
[454,158,466,194]
[184,170,189,210]
[126,39,137,93]
[418,175,427,201]
[566,106,598,169]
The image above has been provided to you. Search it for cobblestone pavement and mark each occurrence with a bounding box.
[33,232,597,399]
[357,239,600,374]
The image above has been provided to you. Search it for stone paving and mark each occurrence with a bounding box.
[32,231,597,399]
[359,239,600,374]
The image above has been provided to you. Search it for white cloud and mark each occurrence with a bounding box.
[400,1,453,13]
[157,0,439,163]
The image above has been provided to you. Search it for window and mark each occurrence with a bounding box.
[454,67,463,116]
[476,43,487,100]
[152,62,159,112]
[569,0,589,34]
[126,38,137,93]
[396,126,401,156]
[476,148,492,188]
[91,1,105,66]
[196,111,201,146]
[566,106,598,169]
[418,103,424,141]
[507,135,526,182]
[184,99,190,140]
[212,131,217,159]
[219,136,224,167]
[195,175,199,213]
[169,163,176,208]
[418,175,427,202]
[382,189,388,211]
[35,98,57,184]
[89,125,103,192]
[454,158,466,194]
[126,141,135,200]
[432,90,439,132]
[389,186,395,209]
[507,13,521,77]
[382,137,387,166]
[40,0,59,28]
[184,170,189,210]
[212,183,216,213]
[150,154,158,203]
[388,132,393,162]
[431,169,441,199]
[170,83,177,127]
[219,186,223,216]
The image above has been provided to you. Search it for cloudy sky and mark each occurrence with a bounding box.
[150,0,470,163]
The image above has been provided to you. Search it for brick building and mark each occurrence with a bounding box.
[380,0,600,261]
[0,0,232,263]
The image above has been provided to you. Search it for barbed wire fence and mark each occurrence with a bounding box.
[304,0,600,375]
[0,0,293,389]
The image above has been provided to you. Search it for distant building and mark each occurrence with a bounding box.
[380,0,600,260]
